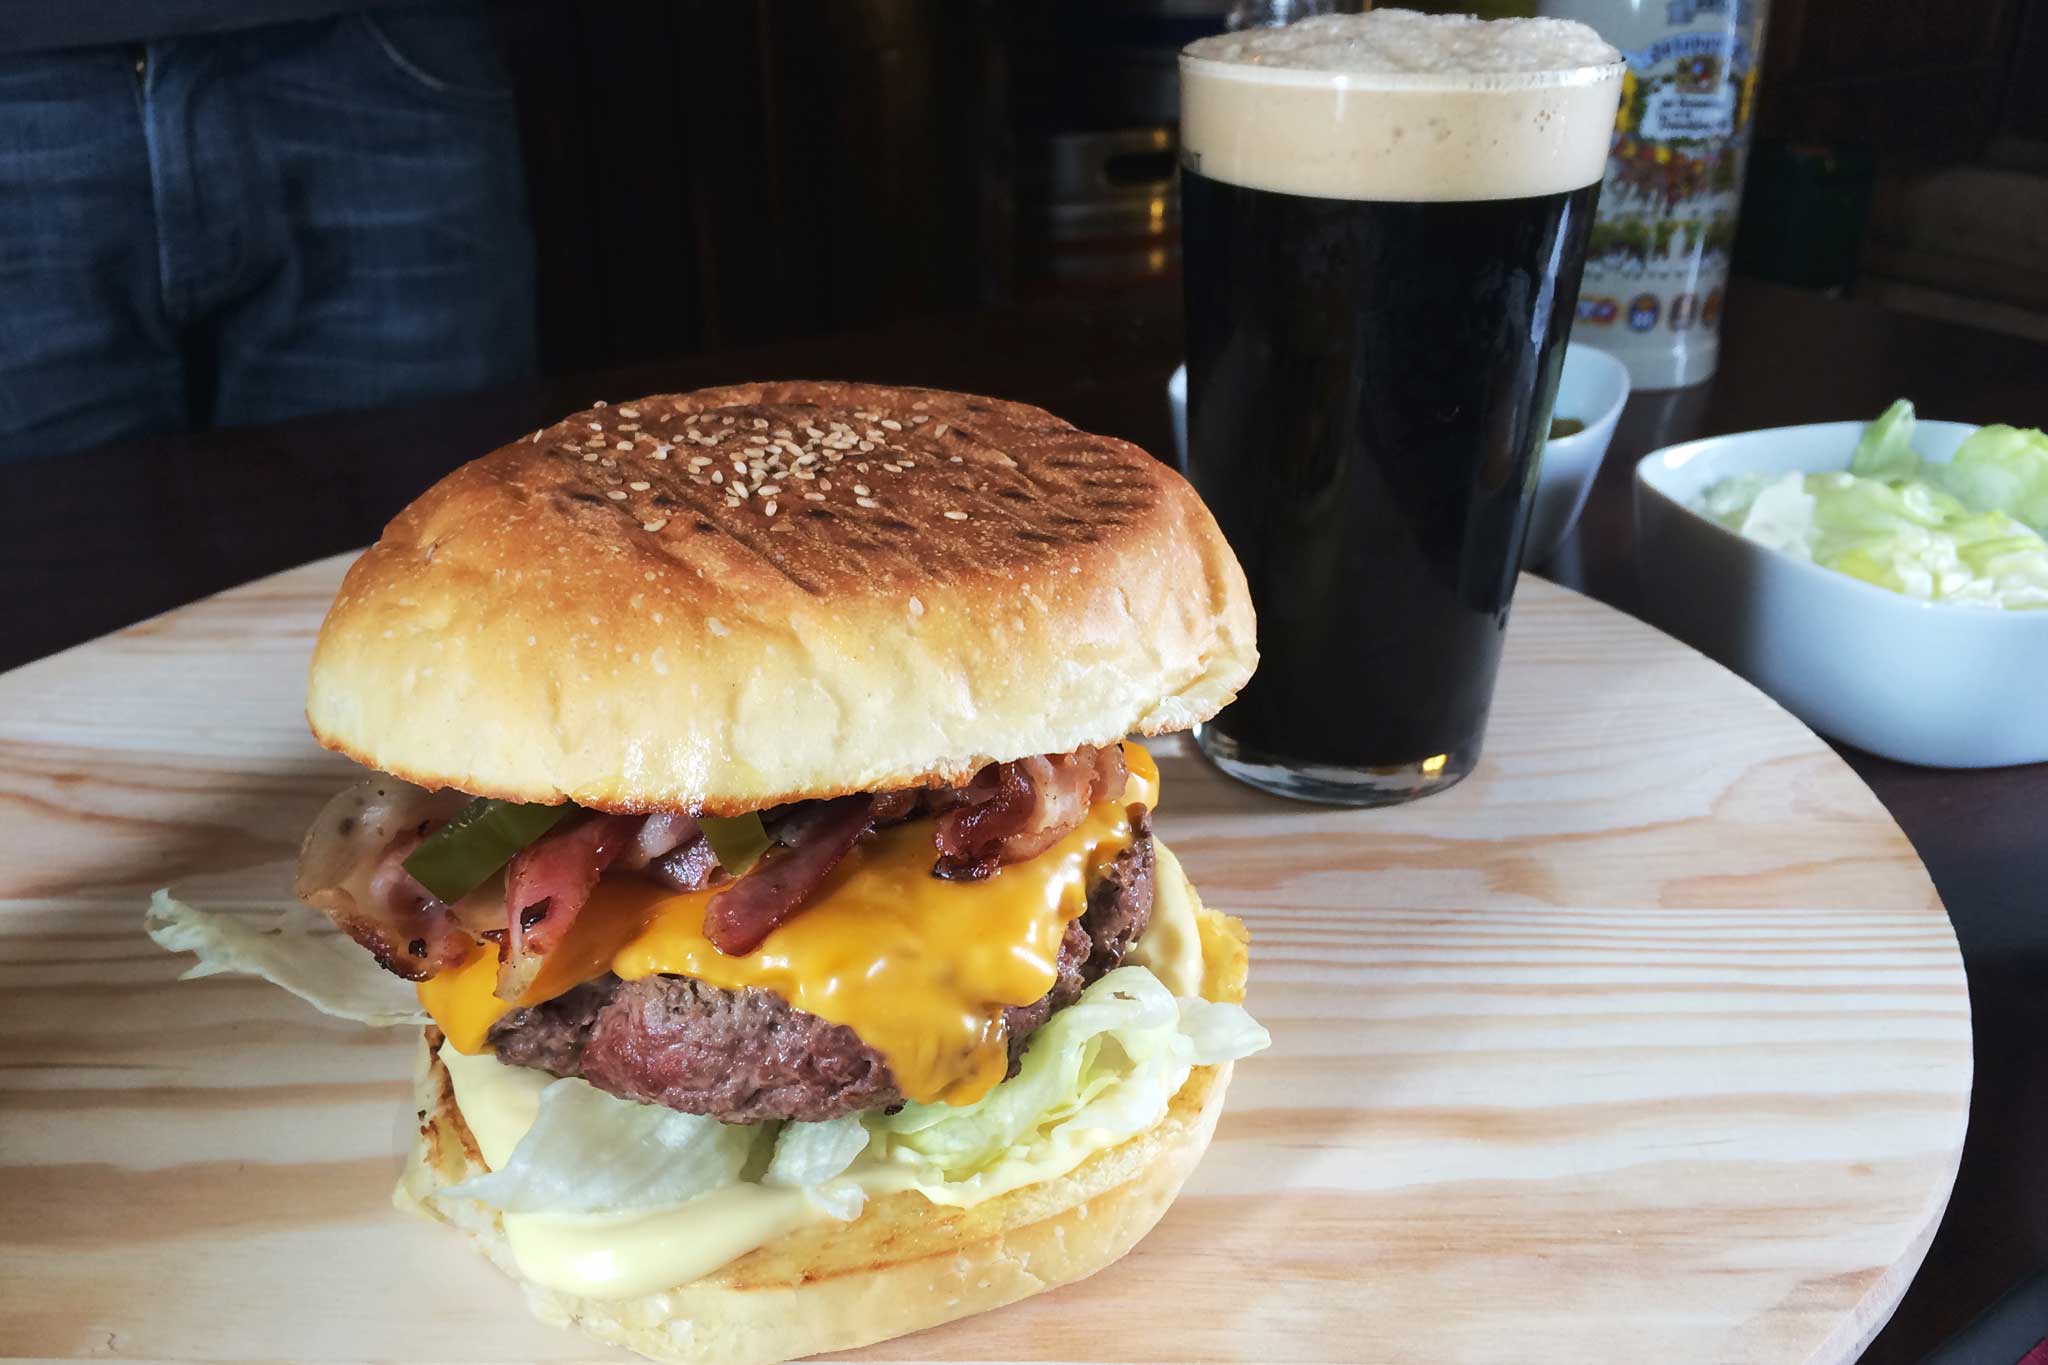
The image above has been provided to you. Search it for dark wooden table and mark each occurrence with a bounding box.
[2,277,2041,1363]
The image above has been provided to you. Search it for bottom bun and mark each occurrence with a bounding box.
[396,898,1252,1365]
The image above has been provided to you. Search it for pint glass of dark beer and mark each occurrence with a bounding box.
[1179,11,1624,805]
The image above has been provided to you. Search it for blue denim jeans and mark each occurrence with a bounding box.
[0,4,535,461]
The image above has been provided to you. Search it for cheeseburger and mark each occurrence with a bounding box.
[151,381,1264,1365]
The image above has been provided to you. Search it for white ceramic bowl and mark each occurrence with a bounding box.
[1167,342,1628,566]
[1528,344,1630,564]
[1636,420,2048,768]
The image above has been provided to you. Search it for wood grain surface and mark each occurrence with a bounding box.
[0,554,1970,1365]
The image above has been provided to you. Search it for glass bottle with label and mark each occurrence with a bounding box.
[1540,0,1767,389]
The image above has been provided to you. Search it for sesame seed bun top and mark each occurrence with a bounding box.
[305,381,1256,813]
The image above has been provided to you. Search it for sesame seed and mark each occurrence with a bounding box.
[764,500,778,516]
[752,418,769,429]
[908,594,925,615]
[853,483,870,496]
[912,400,930,410]
[607,490,628,500]
[582,452,600,462]
[651,445,671,460]
[950,455,964,463]
[712,471,724,483]
[616,441,633,450]
[643,517,668,532]
[529,429,543,442]
[804,491,825,501]
[880,419,902,431]
[594,400,608,408]
[819,478,832,491]
[629,480,650,491]
[944,510,968,520]
[772,428,792,439]
[619,406,640,418]
[804,426,823,439]
[760,483,781,495]
[645,571,657,580]
[858,441,874,452]
[619,423,640,431]
[911,414,929,424]
[589,423,604,432]
[934,423,949,437]
[856,496,880,509]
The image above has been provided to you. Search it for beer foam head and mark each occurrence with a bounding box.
[1181,11,1623,202]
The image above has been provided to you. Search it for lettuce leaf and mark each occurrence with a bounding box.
[447,1078,760,1214]
[870,966,1270,1196]
[144,889,424,1026]
[1699,402,2048,610]
[1937,424,2048,533]
[145,889,1272,1223]
[1850,398,1922,479]
[764,1114,870,1191]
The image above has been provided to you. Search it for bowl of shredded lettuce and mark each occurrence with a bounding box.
[1635,401,2048,767]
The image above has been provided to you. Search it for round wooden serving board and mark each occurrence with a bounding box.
[0,556,1969,1365]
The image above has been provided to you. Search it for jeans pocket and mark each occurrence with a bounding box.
[357,2,513,103]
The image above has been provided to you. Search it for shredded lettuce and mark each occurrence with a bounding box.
[1700,401,2048,609]
[144,889,425,1026]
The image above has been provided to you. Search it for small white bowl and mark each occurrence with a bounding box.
[1529,344,1630,564]
[1167,342,1628,566]
[1636,420,2048,768]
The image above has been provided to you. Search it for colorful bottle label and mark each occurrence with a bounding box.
[1546,0,1766,389]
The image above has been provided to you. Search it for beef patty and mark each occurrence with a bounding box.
[487,812,1157,1124]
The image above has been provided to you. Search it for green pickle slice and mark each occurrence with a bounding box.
[698,812,771,875]
[403,798,572,903]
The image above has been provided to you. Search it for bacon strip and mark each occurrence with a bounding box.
[499,813,645,999]
[300,744,1134,987]
[933,744,1127,880]
[296,779,473,981]
[649,833,722,892]
[702,796,874,956]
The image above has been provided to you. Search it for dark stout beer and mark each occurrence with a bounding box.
[1179,13,1623,804]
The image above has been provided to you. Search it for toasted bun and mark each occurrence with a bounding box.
[308,382,1255,813]
[397,896,1251,1365]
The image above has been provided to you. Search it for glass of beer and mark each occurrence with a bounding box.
[1179,11,1624,806]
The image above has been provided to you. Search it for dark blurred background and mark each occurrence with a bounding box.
[498,0,2048,377]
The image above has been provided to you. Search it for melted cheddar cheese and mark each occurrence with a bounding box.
[419,743,1160,1107]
